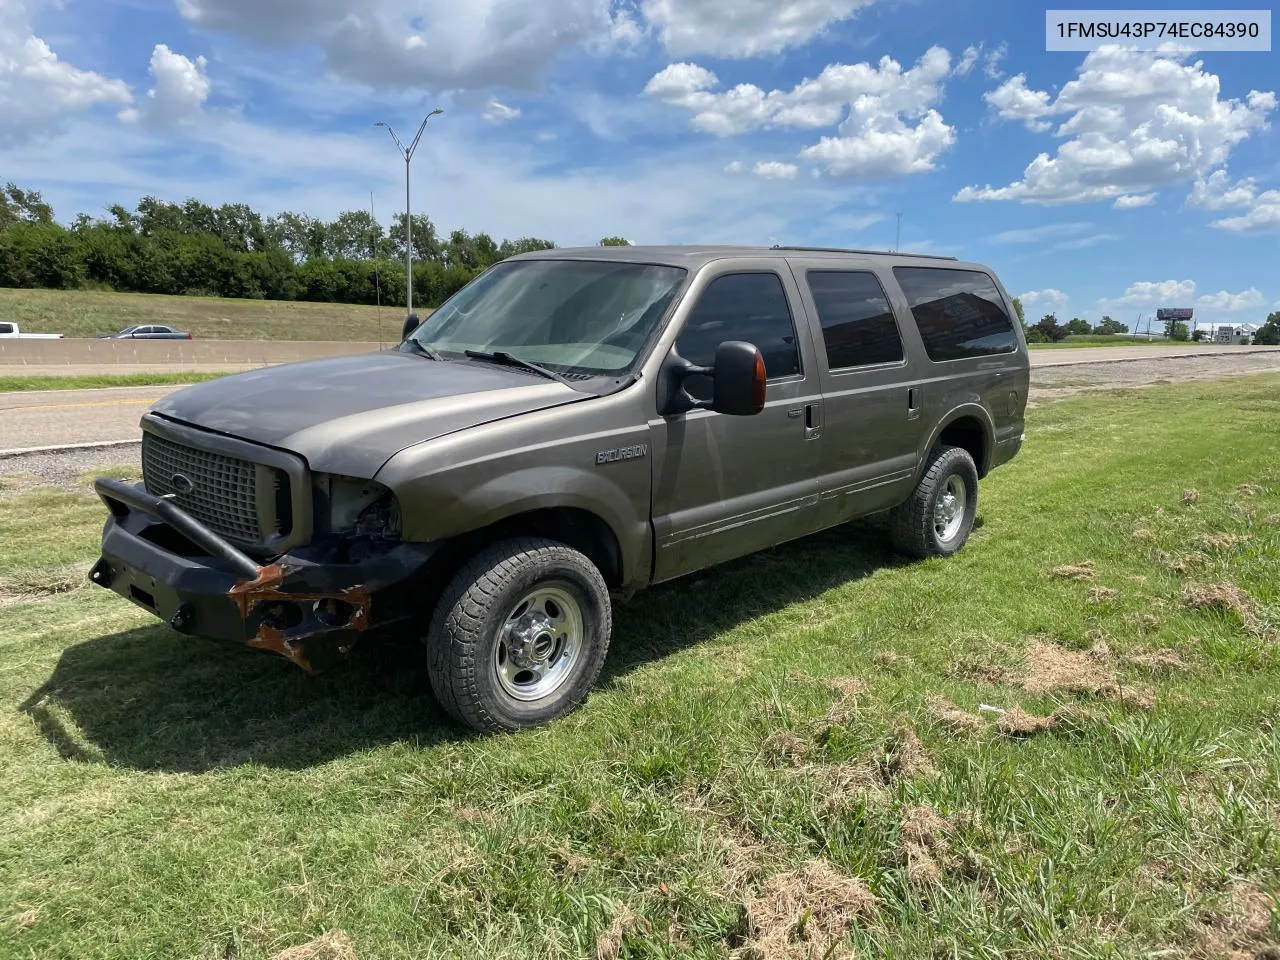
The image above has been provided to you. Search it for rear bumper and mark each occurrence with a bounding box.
[991,431,1024,470]
[90,478,439,672]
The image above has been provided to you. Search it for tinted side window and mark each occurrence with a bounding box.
[677,273,801,401]
[893,267,1017,361]
[806,271,903,369]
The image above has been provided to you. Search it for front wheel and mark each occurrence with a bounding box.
[889,445,979,559]
[425,537,612,732]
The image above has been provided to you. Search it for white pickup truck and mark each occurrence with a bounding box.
[0,321,63,339]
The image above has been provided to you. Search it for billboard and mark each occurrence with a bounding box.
[1156,308,1194,321]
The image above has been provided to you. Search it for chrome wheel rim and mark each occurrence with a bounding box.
[493,584,584,702]
[934,475,967,543]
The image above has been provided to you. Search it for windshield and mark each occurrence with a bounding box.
[407,259,688,376]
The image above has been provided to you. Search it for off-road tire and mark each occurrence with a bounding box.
[889,445,979,559]
[426,537,611,733]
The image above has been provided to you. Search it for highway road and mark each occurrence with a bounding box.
[2,346,1279,454]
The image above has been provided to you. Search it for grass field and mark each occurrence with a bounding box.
[1029,337,1187,348]
[0,288,411,341]
[2,376,1279,959]
[0,372,229,392]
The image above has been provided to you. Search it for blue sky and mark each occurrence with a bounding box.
[1,0,1277,327]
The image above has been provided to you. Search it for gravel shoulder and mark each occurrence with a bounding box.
[5,352,1280,486]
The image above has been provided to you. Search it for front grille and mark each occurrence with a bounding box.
[142,432,262,543]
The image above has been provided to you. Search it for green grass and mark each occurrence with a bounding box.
[0,372,231,392]
[0,287,419,341]
[2,377,1279,959]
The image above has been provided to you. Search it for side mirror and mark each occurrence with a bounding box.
[401,312,422,341]
[709,340,767,416]
[658,340,766,417]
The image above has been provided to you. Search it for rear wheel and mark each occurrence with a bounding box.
[426,537,611,732]
[890,445,979,559]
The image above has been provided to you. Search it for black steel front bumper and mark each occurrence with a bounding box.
[90,478,439,672]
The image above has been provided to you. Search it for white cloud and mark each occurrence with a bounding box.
[725,160,746,173]
[1018,288,1069,311]
[1195,287,1265,312]
[645,46,957,178]
[119,45,210,128]
[957,48,1276,206]
[990,221,1093,244]
[639,0,876,58]
[1111,280,1197,307]
[482,97,521,123]
[1054,233,1117,250]
[0,0,132,144]
[176,0,636,91]
[754,161,798,179]
[1188,168,1280,232]
[955,41,1006,80]
[955,45,980,77]
[1113,193,1155,209]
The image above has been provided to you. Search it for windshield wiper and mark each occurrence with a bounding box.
[401,339,446,361]
[463,350,576,387]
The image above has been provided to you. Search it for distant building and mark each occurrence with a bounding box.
[1201,322,1258,345]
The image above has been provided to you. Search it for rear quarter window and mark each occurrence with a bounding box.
[893,267,1017,362]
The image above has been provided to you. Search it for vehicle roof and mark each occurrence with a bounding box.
[511,244,991,272]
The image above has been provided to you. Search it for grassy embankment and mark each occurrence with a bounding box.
[1,376,1278,958]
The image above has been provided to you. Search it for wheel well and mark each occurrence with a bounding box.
[433,507,624,590]
[938,417,988,477]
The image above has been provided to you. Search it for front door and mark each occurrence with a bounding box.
[785,259,926,526]
[649,266,824,582]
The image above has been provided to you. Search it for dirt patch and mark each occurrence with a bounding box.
[1051,561,1097,582]
[1196,882,1279,960]
[1182,582,1263,635]
[926,696,985,734]
[738,859,877,960]
[1021,639,1153,708]
[596,905,641,960]
[270,931,357,960]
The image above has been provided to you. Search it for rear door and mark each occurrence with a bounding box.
[786,258,926,526]
[649,263,824,581]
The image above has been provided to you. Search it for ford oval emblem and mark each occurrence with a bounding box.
[171,473,195,494]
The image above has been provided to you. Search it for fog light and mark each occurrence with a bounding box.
[313,598,355,627]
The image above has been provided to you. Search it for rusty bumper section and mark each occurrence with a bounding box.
[91,478,437,672]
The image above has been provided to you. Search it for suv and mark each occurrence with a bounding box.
[90,246,1029,732]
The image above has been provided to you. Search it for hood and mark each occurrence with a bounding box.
[151,350,586,476]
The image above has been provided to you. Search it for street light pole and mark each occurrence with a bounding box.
[376,109,443,320]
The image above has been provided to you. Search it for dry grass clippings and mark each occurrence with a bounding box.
[1020,639,1153,709]
[879,725,937,781]
[595,905,642,960]
[925,696,985,734]
[1196,882,1279,959]
[761,730,811,766]
[738,860,877,960]
[270,931,357,960]
[1236,484,1264,497]
[899,804,952,887]
[1194,533,1253,552]
[996,706,1070,737]
[1181,489,1201,505]
[1182,582,1263,634]
[1088,586,1120,605]
[1050,561,1097,582]
[1125,648,1190,674]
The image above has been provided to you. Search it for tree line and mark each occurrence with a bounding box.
[0,181,614,307]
